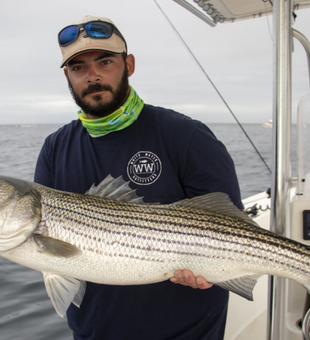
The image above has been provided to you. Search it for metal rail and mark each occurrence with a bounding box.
[303,309,310,340]
[293,29,310,89]
[268,0,293,339]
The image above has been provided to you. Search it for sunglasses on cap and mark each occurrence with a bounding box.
[58,21,127,49]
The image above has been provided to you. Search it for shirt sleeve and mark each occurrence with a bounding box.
[182,121,243,209]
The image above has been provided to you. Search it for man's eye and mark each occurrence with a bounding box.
[72,65,82,71]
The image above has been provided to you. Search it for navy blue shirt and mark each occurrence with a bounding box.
[35,104,242,340]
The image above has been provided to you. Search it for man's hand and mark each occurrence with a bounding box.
[170,269,213,290]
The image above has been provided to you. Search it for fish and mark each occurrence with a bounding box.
[0,175,309,318]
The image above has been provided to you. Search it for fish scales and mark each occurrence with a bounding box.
[37,184,310,282]
[42,193,232,266]
[1,175,310,317]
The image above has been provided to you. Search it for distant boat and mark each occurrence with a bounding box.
[262,119,273,128]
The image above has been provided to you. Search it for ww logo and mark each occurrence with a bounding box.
[127,151,162,186]
[134,161,154,174]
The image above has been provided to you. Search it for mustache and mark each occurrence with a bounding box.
[82,84,113,98]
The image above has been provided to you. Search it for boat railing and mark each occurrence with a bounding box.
[293,29,310,88]
[303,308,310,340]
[293,26,310,196]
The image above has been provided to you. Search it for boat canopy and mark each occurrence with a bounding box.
[174,0,310,25]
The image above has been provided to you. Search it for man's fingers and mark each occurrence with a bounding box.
[170,269,213,290]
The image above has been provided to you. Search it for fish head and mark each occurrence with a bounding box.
[0,176,42,253]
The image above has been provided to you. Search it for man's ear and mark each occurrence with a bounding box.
[126,54,135,77]
[63,66,69,80]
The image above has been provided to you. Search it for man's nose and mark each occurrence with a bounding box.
[87,65,101,83]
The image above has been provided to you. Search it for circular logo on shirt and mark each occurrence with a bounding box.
[127,151,162,185]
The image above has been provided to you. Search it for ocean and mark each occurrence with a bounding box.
[0,123,294,340]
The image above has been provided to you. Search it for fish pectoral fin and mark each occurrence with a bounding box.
[34,235,81,257]
[43,272,86,318]
[215,274,262,301]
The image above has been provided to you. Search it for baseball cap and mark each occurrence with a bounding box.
[58,15,127,68]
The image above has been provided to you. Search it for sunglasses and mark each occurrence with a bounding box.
[58,21,127,49]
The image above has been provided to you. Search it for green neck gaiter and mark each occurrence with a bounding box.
[78,86,144,137]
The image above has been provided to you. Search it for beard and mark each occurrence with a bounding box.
[68,67,129,118]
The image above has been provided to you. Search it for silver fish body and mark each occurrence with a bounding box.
[0,175,309,317]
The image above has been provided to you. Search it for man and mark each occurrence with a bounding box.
[35,15,242,340]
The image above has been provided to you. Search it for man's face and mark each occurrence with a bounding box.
[64,51,135,118]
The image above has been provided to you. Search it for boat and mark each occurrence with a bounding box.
[171,1,310,339]
[262,119,273,128]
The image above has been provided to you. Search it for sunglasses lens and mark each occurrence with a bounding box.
[59,26,79,46]
[84,22,112,38]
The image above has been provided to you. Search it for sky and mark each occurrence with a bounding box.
[1,0,309,125]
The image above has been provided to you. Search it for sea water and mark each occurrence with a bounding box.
[0,123,295,340]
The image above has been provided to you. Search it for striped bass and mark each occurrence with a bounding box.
[0,175,309,317]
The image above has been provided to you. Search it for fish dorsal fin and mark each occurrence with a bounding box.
[173,192,259,227]
[86,175,145,203]
[43,272,86,317]
[215,274,262,301]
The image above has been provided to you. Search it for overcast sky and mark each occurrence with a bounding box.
[1,0,309,125]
